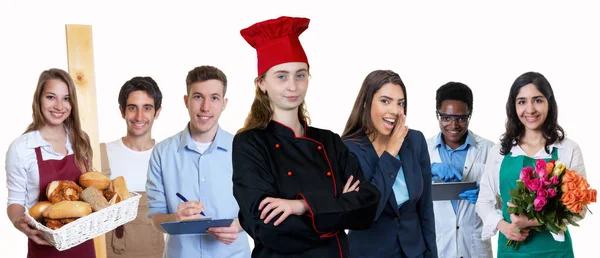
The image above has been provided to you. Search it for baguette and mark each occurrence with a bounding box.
[43,201,92,219]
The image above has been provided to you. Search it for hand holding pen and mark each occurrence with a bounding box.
[175,192,205,222]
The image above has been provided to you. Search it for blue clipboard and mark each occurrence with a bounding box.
[161,218,233,235]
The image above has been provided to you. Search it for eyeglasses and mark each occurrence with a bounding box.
[437,111,471,125]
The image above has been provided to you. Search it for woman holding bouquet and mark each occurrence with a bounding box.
[476,71,586,257]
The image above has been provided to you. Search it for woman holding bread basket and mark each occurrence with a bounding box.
[5,68,96,258]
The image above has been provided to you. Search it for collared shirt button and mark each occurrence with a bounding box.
[317,146,322,150]
[287,171,292,176]
[393,217,399,222]
[456,226,460,230]
[275,143,280,148]
[326,171,331,177]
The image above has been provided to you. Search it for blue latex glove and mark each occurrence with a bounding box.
[459,186,480,204]
[431,163,463,182]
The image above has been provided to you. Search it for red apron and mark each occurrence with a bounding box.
[27,147,96,258]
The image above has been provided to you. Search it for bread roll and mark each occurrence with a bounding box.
[42,201,92,219]
[28,201,52,221]
[79,171,111,190]
[110,176,130,202]
[81,187,109,211]
[102,189,117,202]
[108,193,120,205]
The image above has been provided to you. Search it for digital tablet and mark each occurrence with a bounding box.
[431,181,477,201]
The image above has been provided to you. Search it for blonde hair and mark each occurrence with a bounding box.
[238,74,310,133]
[24,68,92,173]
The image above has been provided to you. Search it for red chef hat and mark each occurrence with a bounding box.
[241,16,310,76]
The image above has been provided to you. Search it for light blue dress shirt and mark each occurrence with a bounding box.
[392,155,409,207]
[146,125,250,258]
[435,132,476,213]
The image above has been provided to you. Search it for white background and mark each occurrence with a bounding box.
[1,1,598,257]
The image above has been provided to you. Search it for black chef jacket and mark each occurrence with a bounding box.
[232,120,381,258]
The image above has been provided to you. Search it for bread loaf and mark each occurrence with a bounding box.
[110,176,131,202]
[81,187,109,211]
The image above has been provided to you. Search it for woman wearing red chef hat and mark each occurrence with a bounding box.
[232,16,381,258]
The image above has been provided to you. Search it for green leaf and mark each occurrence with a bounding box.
[507,207,517,214]
[535,213,545,224]
[526,203,534,213]
[546,223,561,234]
[566,216,580,227]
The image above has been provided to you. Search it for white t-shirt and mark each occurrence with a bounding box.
[105,138,153,192]
[194,141,212,154]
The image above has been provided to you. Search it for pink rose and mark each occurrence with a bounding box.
[534,196,548,211]
[536,159,546,170]
[550,175,559,185]
[540,177,552,186]
[521,167,533,181]
[536,160,548,179]
[547,188,557,198]
[526,178,542,191]
[537,188,548,198]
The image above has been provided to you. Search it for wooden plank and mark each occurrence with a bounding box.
[65,24,106,258]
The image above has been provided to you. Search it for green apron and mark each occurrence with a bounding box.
[498,147,574,258]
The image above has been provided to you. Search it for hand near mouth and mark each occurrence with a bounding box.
[384,114,409,157]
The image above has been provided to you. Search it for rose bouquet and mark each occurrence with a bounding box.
[505,159,596,250]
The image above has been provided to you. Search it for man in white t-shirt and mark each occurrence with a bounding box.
[104,76,165,258]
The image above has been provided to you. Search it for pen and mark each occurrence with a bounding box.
[176,192,205,216]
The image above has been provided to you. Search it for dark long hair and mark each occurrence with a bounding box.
[341,70,406,142]
[500,71,564,155]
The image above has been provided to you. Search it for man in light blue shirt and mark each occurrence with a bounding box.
[146,65,251,258]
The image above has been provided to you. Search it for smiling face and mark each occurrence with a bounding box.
[369,82,406,137]
[184,79,227,142]
[120,90,161,138]
[515,83,548,132]
[438,99,470,149]
[258,62,309,115]
[40,79,72,128]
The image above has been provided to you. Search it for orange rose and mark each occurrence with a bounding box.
[574,190,587,203]
[561,191,577,206]
[562,169,578,184]
[566,201,582,213]
[546,162,555,174]
[561,181,578,192]
[588,189,597,203]
[577,178,590,190]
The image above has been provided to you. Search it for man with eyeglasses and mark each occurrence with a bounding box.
[426,82,494,258]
